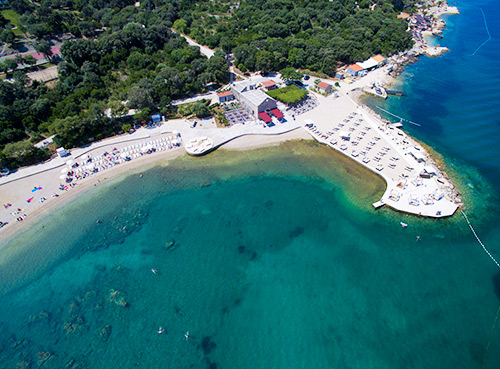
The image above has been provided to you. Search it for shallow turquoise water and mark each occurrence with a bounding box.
[0,151,499,369]
[2,0,500,367]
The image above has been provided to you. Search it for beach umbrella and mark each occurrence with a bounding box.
[66,159,74,165]
[81,154,89,160]
[59,174,67,180]
[60,168,68,173]
[120,152,128,158]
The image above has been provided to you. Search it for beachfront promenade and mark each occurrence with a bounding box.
[0,83,458,223]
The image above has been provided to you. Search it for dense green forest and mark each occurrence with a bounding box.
[0,0,229,168]
[0,0,413,169]
[176,0,413,74]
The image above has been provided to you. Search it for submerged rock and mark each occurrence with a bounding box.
[36,351,51,366]
[200,181,211,187]
[28,311,50,325]
[164,239,177,250]
[108,289,129,307]
[100,325,112,341]
[14,360,31,369]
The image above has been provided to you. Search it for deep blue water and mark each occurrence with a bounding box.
[1,0,500,368]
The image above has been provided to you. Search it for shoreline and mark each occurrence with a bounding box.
[0,130,311,244]
[0,0,461,242]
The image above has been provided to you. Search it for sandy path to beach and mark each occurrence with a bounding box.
[0,130,311,244]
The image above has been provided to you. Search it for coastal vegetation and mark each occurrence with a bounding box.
[267,85,308,104]
[0,0,414,169]
[176,0,413,75]
[0,1,230,169]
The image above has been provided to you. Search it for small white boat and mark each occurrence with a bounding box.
[157,327,164,334]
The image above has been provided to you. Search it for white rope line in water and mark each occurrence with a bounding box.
[375,106,421,126]
[472,8,492,56]
[461,210,500,268]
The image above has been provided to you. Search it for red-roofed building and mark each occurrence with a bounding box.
[262,79,278,90]
[371,54,387,65]
[347,64,364,76]
[217,90,234,103]
[317,81,332,93]
[397,12,410,20]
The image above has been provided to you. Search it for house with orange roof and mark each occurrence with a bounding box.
[397,12,410,20]
[262,79,278,90]
[347,64,364,76]
[317,81,332,93]
[217,90,234,103]
[371,54,387,66]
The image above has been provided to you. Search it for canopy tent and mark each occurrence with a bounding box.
[270,108,284,119]
[258,112,272,123]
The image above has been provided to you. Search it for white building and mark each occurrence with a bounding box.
[231,81,277,119]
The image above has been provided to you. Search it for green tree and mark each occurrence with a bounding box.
[4,59,18,73]
[34,41,53,61]
[0,30,16,45]
[279,67,303,82]
[173,19,187,33]
[191,100,210,118]
[127,85,154,110]
[23,55,37,68]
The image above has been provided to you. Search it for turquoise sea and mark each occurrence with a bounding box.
[1,0,500,367]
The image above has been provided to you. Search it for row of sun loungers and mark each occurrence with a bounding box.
[62,136,182,182]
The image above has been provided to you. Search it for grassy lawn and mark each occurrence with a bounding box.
[266,85,308,104]
[1,9,24,36]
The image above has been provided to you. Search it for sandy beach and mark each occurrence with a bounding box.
[0,129,311,244]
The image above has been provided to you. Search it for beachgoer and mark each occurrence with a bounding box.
[185,331,189,340]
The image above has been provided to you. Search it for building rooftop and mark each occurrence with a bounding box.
[262,80,277,87]
[398,12,410,19]
[371,54,386,62]
[318,82,331,89]
[217,90,233,97]
[348,64,364,72]
[243,89,275,107]
[358,59,378,70]
[232,80,255,94]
